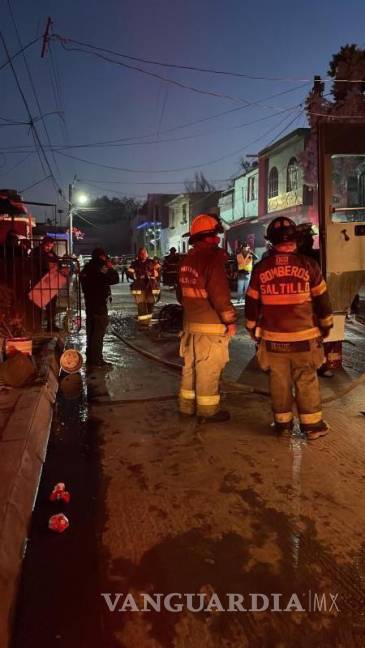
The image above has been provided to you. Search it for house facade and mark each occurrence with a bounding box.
[225,129,318,258]
[225,165,261,254]
[218,187,234,223]
[130,193,178,256]
[167,191,220,253]
[258,127,317,224]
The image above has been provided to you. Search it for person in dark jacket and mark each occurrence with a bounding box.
[80,247,119,368]
[162,247,180,287]
[30,236,60,331]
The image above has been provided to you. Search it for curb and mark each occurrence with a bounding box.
[0,341,61,648]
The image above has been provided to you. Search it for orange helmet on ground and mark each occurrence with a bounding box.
[187,213,224,244]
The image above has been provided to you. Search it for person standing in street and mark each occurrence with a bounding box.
[80,247,119,368]
[162,247,180,288]
[120,256,131,283]
[235,241,257,303]
[178,214,237,423]
[30,236,60,331]
[245,216,333,440]
[128,248,160,326]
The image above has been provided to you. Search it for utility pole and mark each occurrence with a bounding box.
[68,174,77,255]
[41,17,53,58]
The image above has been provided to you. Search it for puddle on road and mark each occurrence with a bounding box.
[11,364,108,648]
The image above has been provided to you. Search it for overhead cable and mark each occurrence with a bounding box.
[55,108,302,175]
[51,35,365,84]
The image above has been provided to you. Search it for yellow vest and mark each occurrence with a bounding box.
[237,252,253,273]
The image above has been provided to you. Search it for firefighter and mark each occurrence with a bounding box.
[128,247,160,326]
[178,214,237,423]
[245,216,333,441]
[80,248,119,368]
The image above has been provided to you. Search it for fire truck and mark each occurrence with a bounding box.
[318,123,365,365]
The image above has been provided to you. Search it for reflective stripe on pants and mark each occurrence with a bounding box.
[257,338,325,427]
[179,332,230,416]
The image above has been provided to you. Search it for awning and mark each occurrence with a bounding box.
[0,193,28,216]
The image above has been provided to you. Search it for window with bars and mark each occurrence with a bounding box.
[247,176,256,202]
[287,157,298,192]
[268,167,278,198]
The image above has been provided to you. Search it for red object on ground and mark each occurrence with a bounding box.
[324,340,343,369]
[48,513,69,533]
[49,482,71,503]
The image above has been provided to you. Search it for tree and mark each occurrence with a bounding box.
[328,44,365,103]
[184,171,216,192]
[301,44,365,187]
[73,195,142,254]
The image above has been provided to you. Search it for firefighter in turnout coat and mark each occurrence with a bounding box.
[178,214,237,422]
[245,216,333,441]
[128,247,160,325]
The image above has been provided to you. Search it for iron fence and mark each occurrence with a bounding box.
[0,237,81,338]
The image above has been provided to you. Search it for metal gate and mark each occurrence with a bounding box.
[0,235,82,339]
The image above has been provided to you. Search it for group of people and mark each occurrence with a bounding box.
[79,213,334,442]
[177,213,333,442]
[0,232,69,332]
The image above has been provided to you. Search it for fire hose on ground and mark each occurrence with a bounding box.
[110,328,365,406]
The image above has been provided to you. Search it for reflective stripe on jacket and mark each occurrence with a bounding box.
[244,251,333,342]
[179,243,237,335]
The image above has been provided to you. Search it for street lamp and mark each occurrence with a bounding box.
[75,193,88,205]
[68,186,89,255]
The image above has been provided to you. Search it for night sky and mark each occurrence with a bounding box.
[1,0,365,221]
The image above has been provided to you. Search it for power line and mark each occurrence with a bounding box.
[55,108,302,175]
[0,104,303,153]
[20,174,53,193]
[0,35,41,72]
[79,177,230,186]
[6,3,63,181]
[51,35,365,84]
[53,37,303,113]
[0,31,64,200]
[0,151,35,178]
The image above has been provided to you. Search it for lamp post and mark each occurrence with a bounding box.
[68,175,88,255]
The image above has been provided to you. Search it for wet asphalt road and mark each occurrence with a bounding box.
[12,283,365,648]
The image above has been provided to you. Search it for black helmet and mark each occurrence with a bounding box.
[266,217,297,245]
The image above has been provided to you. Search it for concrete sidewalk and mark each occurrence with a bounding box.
[0,337,62,648]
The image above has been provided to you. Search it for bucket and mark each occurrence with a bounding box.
[60,349,83,374]
[6,337,33,357]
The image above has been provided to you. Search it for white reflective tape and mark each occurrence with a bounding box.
[299,411,322,424]
[179,389,196,400]
[274,412,293,423]
[196,394,220,406]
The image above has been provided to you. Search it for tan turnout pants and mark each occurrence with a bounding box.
[257,338,325,429]
[179,332,230,417]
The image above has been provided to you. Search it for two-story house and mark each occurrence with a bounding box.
[225,164,262,254]
[258,127,318,228]
[167,192,220,253]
